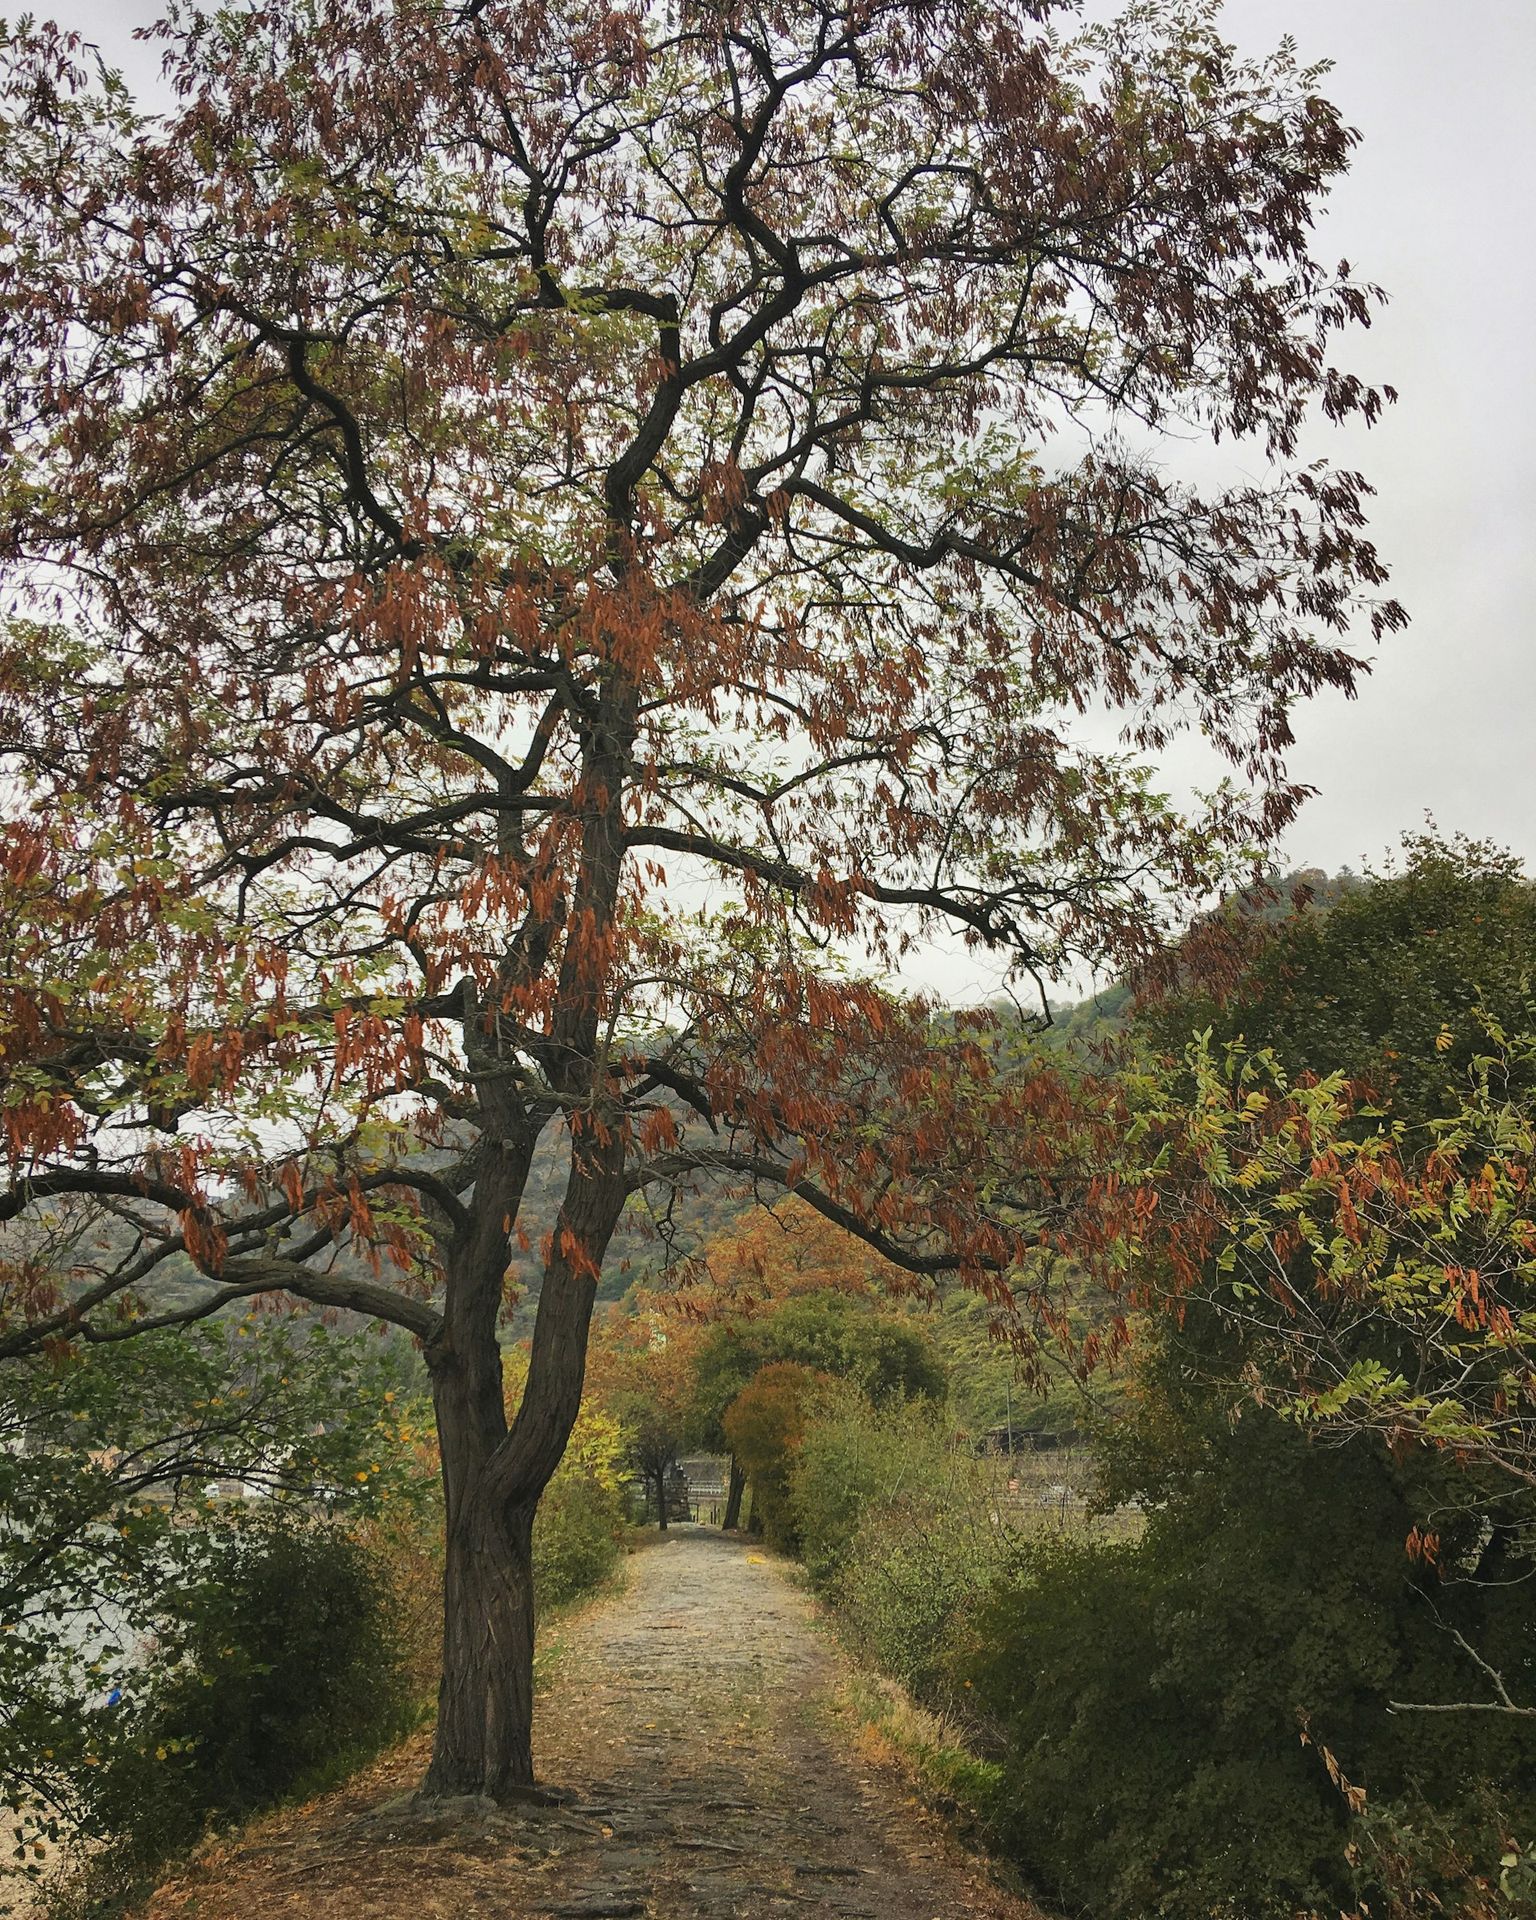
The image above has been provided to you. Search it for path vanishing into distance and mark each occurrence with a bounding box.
[146,1529,1049,1920]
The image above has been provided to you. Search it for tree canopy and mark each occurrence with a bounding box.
[0,0,1400,1795]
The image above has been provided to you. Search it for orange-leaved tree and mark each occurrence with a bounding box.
[722,1360,831,1545]
[584,1300,706,1530]
[641,1196,938,1525]
[0,0,1400,1795]
[650,1194,911,1324]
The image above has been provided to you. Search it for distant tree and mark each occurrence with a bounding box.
[655,1197,913,1523]
[723,1361,830,1546]
[608,1381,688,1531]
[0,0,1400,1795]
[1143,833,1536,1120]
[755,1292,948,1404]
[586,1311,702,1528]
[688,1286,946,1523]
[663,1198,905,1319]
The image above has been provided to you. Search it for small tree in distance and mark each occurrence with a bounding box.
[0,0,1401,1797]
[723,1361,830,1545]
[586,1309,701,1529]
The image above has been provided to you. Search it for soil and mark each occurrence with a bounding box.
[144,1528,1050,1920]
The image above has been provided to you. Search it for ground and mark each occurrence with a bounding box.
[144,1529,1050,1920]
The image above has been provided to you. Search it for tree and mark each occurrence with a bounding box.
[722,1359,829,1545]
[0,0,1400,1796]
[1142,832,1536,1122]
[1130,838,1536,1502]
[958,848,1536,1917]
[1117,840,1536,1727]
[680,1260,947,1524]
[663,1195,908,1319]
[652,1195,909,1523]
[691,1291,944,1430]
[586,1309,702,1529]
[612,1380,687,1529]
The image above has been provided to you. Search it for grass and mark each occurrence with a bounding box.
[829,1668,1005,1841]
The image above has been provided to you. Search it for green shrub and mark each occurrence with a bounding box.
[790,1388,954,1591]
[794,1392,1025,1705]
[968,1533,1349,1920]
[0,1321,425,1916]
[836,1492,1023,1705]
[532,1470,625,1611]
[965,1412,1536,1920]
[81,1517,410,1901]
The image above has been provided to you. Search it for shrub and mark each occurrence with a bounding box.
[43,1515,412,1914]
[793,1392,1025,1705]
[533,1470,625,1611]
[965,1411,1536,1920]
[93,1521,409,1860]
[967,1533,1346,1920]
[835,1490,1023,1707]
[0,1320,425,1915]
[791,1388,956,1591]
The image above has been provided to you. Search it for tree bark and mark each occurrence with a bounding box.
[655,1467,669,1531]
[428,1474,538,1796]
[421,1132,628,1798]
[723,1455,745,1531]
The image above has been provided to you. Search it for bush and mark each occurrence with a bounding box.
[968,1532,1347,1920]
[793,1392,1024,1705]
[792,1389,956,1591]
[836,1493,1020,1706]
[965,1410,1536,1920]
[87,1518,411,1884]
[796,1356,1535,1920]
[0,1321,426,1915]
[533,1470,625,1611]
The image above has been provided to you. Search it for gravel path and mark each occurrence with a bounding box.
[145,1527,1047,1920]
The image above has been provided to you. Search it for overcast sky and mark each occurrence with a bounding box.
[31,0,1536,993]
[1214,0,1536,880]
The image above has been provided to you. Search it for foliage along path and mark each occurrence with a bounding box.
[146,1529,1047,1920]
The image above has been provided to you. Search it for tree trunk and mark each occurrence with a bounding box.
[723,1455,745,1530]
[655,1467,669,1530]
[427,1476,537,1797]
[722,1457,745,1530]
[420,1133,627,1799]
[420,662,638,1799]
[421,1274,544,1799]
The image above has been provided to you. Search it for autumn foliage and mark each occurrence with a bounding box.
[0,0,1399,1794]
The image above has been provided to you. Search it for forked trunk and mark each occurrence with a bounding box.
[420,673,636,1798]
[420,1128,627,1797]
[421,1304,544,1798]
[722,1455,745,1530]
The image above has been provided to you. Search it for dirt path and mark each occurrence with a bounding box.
[146,1528,1047,1920]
